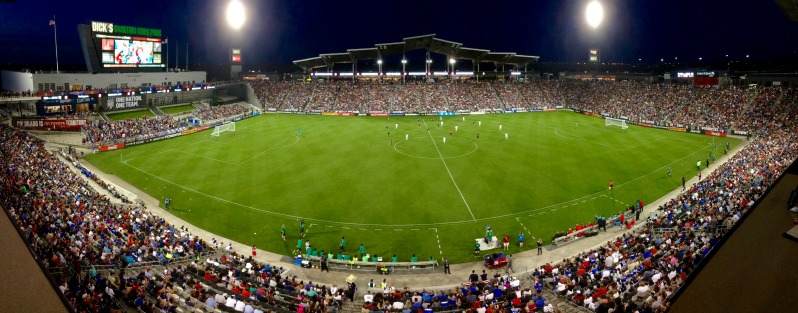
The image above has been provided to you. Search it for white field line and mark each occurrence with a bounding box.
[422,120,476,221]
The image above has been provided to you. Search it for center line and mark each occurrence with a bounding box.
[423,120,476,221]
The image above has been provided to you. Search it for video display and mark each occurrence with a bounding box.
[101,52,114,63]
[113,40,154,64]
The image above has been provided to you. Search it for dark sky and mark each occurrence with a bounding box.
[1,0,797,69]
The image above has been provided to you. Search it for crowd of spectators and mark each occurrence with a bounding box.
[1,89,35,98]
[531,93,798,312]
[250,79,796,135]
[193,103,251,122]
[4,78,798,312]
[250,80,293,110]
[0,124,216,311]
[82,115,183,146]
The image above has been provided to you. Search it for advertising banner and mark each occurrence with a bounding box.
[12,118,88,131]
[337,112,355,116]
[704,131,727,137]
[437,112,455,116]
[731,130,749,136]
[99,143,125,152]
[668,126,687,132]
[322,112,337,116]
[369,113,388,117]
[388,112,405,116]
[637,122,653,128]
[107,95,144,110]
[543,108,556,112]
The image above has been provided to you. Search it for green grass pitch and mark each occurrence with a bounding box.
[160,104,198,115]
[85,111,741,263]
[107,109,156,120]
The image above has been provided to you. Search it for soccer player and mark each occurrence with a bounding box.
[449,130,453,137]
[164,197,170,210]
[390,138,393,146]
[299,219,305,236]
[455,125,458,132]
[395,123,398,129]
[474,242,480,257]
[340,237,346,252]
[358,244,366,256]
[609,180,614,190]
[479,120,482,127]
[405,133,408,140]
[443,137,446,144]
[281,224,286,241]
[505,133,508,140]
[668,167,672,177]
[298,129,302,137]
[476,133,479,140]
[499,123,502,131]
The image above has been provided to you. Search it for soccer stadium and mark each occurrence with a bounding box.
[1,1,798,312]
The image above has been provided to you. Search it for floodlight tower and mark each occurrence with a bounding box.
[586,0,604,66]
[377,59,383,82]
[401,59,407,84]
[227,0,246,80]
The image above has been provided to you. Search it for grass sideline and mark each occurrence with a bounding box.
[107,109,156,121]
[161,104,197,115]
[85,111,741,263]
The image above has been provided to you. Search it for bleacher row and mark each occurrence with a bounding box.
[1,78,797,312]
[250,80,790,135]
[81,103,251,147]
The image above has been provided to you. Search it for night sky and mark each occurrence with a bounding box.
[1,0,797,69]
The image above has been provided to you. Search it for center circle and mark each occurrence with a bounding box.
[393,137,479,159]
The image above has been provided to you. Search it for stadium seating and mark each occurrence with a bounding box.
[3,78,798,312]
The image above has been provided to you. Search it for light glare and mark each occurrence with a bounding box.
[227,0,245,30]
[586,1,604,29]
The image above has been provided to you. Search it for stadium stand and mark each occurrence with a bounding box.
[3,79,798,312]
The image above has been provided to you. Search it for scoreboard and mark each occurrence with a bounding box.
[81,21,165,71]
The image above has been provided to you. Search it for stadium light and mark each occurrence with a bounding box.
[227,0,246,30]
[377,59,383,81]
[586,1,604,29]
[401,59,407,83]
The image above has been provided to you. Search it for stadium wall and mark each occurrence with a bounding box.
[1,70,206,93]
[1,70,34,92]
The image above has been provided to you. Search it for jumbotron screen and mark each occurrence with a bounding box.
[91,21,164,68]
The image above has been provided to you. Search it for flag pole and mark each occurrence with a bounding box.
[53,15,59,73]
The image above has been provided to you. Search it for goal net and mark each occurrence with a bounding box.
[605,117,628,129]
[211,122,236,137]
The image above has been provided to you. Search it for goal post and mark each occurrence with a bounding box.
[211,122,236,137]
[605,117,629,129]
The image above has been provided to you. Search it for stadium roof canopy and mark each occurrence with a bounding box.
[293,34,539,71]
[347,48,380,60]
[321,53,353,64]
[776,0,798,21]
[454,47,490,61]
[293,56,326,69]
[375,42,406,56]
